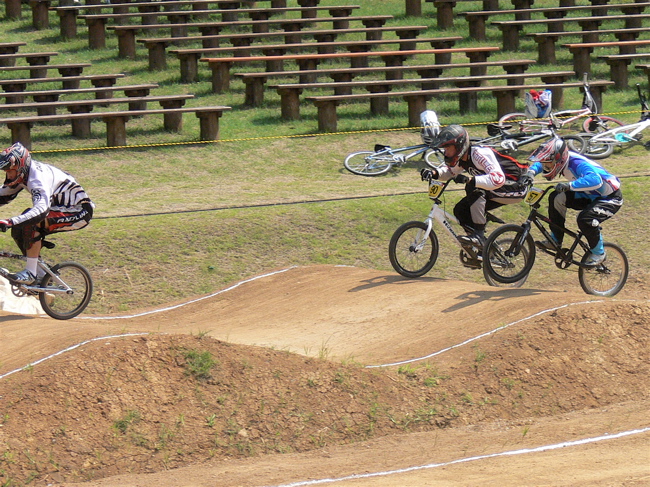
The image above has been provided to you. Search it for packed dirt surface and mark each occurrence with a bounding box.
[0,265,648,486]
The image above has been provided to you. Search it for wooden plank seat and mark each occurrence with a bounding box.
[491,14,650,51]
[52,0,257,38]
[598,53,650,89]
[0,63,92,78]
[234,59,537,106]
[304,79,615,132]
[269,70,576,121]
[562,39,650,79]
[0,42,27,55]
[0,83,160,106]
[171,36,463,85]
[0,74,127,98]
[527,27,650,65]
[0,105,232,148]
[200,46,500,93]
[0,52,58,72]
[137,25,429,71]
[107,15,394,58]
[0,93,194,120]
[78,5,361,51]
[460,2,650,41]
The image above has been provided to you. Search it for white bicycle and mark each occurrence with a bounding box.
[388,178,527,287]
[581,83,650,159]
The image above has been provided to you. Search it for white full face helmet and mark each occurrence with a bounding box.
[529,137,568,181]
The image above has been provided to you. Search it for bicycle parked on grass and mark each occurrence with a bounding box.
[344,110,444,176]
[581,83,650,159]
[482,185,628,296]
[388,177,527,287]
[497,72,625,135]
[0,239,93,319]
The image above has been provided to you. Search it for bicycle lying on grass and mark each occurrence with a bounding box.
[482,185,628,296]
[497,72,625,135]
[388,177,527,287]
[581,83,650,159]
[0,240,93,319]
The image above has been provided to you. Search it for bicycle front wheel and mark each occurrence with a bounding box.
[578,242,628,297]
[344,151,392,176]
[563,134,587,154]
[424,149,444,168]
[483,224,536,284]
[39,262,93,320]
[581,133,615,159]
[582,115,625,133]
[389,221,439,278]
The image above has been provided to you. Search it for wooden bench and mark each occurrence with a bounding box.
[234,59,537,106]
[52,0,256,38]
[527,27,650,65]
[0,63,92,78]
[137,25,429,71]
[78,5,361,51]
[304,80,614,132]
[172,36,463,84]
[200,47,500,93]
[598,53,650,89]
[563,39,650,79]
[0,94,195,125]
[269,71,576,120]
[0,83,160,106]
[0,42,26,56]
[0,52,58,73]
[491,14,650,51]
[424,0,499,29]
[461,2,650,41]
[0,74,126,100]
[0,105,232,148]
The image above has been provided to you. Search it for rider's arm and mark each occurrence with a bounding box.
[6,165,53,227]
[566,158,603,192]
[435,165,463,181]
[529,161,543,177]
[470,147,506,190]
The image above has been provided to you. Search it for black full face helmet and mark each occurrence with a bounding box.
[431,124,470,167]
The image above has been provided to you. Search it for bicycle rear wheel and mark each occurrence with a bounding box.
[482,224,536,284]
[39,262,93,320]
[424,149,444,168]
[582,115,625,133]
[581,133,615,159]
[344,151,392,176]
[578,242,628,297]
[389,221,439,278]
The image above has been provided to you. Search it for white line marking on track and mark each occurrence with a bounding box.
[264,427,650,487]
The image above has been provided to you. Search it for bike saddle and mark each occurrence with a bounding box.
[487,123,508,136]
[42,240,56,249]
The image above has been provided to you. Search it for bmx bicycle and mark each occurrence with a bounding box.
[481,185,628,296]
[388,177,527,287]
[0,240,93,319]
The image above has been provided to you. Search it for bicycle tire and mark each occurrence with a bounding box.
[578,242,628,297]
[582,115,625,133]
[498,112,544,134]
[39,262,93,320]
[389,221,439,278]
[344,151,392,176]
[482,224,536,284]
[581,133,616,159]
[563,134,587,154]
[424,149,444,168]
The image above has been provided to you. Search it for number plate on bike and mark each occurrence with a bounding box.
[524,187,544,205]
[428,180,444,199]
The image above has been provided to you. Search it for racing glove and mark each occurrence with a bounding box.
[555,182,571,193]
[0,219,12,232]
[420,167,439,181]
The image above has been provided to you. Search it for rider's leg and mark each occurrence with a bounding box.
[576,192,623,251]
[455,190,488,247]
[9,223,42,283]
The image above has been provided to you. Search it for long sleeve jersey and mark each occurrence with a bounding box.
[530,152,621,200]
[435,146,509,191]
[0,160,94,227]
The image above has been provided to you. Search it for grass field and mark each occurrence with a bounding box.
[0,0,648,314]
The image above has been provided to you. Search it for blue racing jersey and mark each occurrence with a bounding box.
[530,152,621,200]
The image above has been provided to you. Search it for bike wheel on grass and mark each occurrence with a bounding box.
[582,115,625,133]
[424,149,444,168]
[389,221,439,278]
[39,262,93,320]
[482,224,537,284]
[344,151,393,176]
[578,242,628,296]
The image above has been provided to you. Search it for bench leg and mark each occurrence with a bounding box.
[6,122,31,149]
[403,95,428,127]
[467,17,487,42]
[493,91,518,119]
[369,88,390,115]
[608,60,631,89]
[180,53,200,84]
[210,62,232,93]
[536,37,557,65]
[244,78,266,107]
[501,26,521,52]
[71,118,92,138]
[314,100,339,132]
[5,0,22,19]
[87,18,107,49]
[104,116,128,147]
[196,111,224,141]
[117,30,137,60]
[30,0,50,30]
[278,88,303,120]
[458,92,478,113]
[434,1,454,30]
[405,0,421,17]
[570,47,592,78]
[163,112,183,132]
[58,10,78,39]
[148,44,168,71]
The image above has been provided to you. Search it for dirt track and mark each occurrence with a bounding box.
[0,265,648,486]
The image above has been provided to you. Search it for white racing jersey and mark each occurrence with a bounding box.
[0,160,94,227]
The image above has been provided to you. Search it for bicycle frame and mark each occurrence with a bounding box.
[0,250,72,295]
[373,143,434,165]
